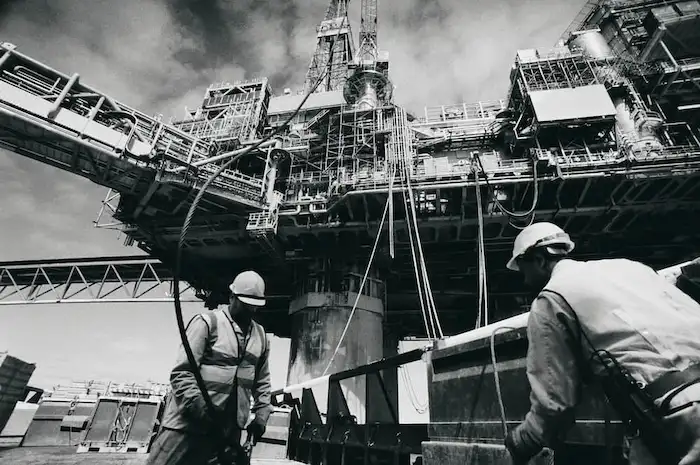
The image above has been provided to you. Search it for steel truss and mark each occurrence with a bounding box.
[304,1,354,94]
[0,42,269,207]
[171,78,271,148]
[0,256,198,305]
[517,53,599,92]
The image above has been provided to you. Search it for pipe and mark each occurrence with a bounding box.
[281,375,331,393]
[47,73,79,119]
[278,205,302,216]
[192,138,279,167]
[0,105,135,165]
[169,138,280,172]
[309,203,328,214]
[438,312,530,349]
[0,43,16,68]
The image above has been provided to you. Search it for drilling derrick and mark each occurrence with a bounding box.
[304,0,355,94]
[343,0,392,109]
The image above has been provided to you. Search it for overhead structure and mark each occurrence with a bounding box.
[304,0,355,94]
[0,256,198,305]
[1,1,700,460]
[343,0,392,109]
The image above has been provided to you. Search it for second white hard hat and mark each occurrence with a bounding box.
[506,222,575,271]
[229,270,266,306]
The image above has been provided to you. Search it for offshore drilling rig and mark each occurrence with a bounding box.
[1,0,700,463]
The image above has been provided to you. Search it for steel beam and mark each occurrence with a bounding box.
[0,255,198,305]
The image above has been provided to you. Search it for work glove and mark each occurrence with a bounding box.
[184,397,221,432]
[246,417,266,443]
[505,429,537,465]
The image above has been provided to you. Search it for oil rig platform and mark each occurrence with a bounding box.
[1,0,700,463]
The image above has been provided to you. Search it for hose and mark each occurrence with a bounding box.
[170,21,345,464]
[489,326,517,440]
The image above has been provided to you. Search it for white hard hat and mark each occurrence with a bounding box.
[506,222,575,271]
[229,270,266,306]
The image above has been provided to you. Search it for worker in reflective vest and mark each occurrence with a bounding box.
[146,270,273,465]
[504,222,700,465]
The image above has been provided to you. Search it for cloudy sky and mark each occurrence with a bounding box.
[0,0,585,404]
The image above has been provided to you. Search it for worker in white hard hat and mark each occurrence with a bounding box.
[147,270,273,465]
[504,222,700,465]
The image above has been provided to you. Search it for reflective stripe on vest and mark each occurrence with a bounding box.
[199,309,267,421]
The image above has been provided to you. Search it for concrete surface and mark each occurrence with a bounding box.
[0,447,304,465]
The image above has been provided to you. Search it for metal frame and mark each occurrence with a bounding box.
[0,256,196,305]
[273,349,429,465]
[304,1,354,94]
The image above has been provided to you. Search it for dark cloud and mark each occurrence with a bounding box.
[163,0,307,88]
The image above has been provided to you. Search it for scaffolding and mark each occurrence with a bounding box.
[515,51,600,92]
[172,78,271,146]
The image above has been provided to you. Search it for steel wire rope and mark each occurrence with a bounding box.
[474,164,488,328]
[490,325,554,465]
[321,191,392,376]
[399,365,428,414]
[404,165,443,338]
[393,115,432,338]
[397,124,443,339]
[489,326,518,439]
[400,174,434,339]
[399,157,440,339]
[171,20,347,465]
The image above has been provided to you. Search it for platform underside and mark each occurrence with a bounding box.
[133,169,700,337]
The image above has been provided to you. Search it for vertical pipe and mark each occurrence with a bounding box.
[79,96,105,138]
[47,73,79,119]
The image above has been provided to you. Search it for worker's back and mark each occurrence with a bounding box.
[543,258,700,385]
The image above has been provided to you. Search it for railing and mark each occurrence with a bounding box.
[418,99,508,124]
[293,142,700,194]
[0,43,268,205]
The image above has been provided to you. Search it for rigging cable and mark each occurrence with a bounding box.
[401,175,434,339]
[322,190,392,376]
[401,152,443,338]
[401,164,441,339]
[489,326,517,440]
[490,327,554,465]
[474,161,488,328]
[171,20,347,465]
[399,365,428,414]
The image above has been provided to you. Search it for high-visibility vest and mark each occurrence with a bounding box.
[161,308,271,431]
[542,258,700,387]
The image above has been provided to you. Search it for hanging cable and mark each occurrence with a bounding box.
[489,326,518,439]
[401,180,434,339]
[474,164,488,329]
[473,151,540,230]
[171,20,348,465]
[321,191,391,376]
[403,159,443,338]
[401,163,442,339]
[399,365,428,414]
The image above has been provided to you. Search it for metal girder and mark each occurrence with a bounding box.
[0,255,198,305]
